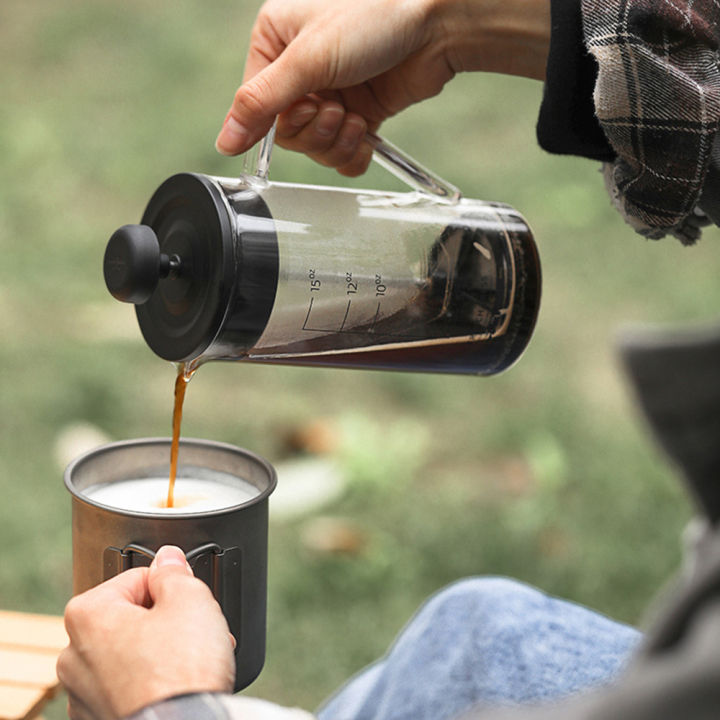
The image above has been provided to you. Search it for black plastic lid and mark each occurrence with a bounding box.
[134,173,234,362]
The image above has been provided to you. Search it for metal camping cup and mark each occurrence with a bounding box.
[103,129,541,376]
[64,437,277,691]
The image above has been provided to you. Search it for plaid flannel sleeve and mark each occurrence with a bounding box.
[124,694,232,720]
[581,0,720,243]
[124,693,317,720]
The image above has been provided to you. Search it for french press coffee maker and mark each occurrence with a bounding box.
[104,129,541,375]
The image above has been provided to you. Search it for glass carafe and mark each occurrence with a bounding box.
[103,129,541,375]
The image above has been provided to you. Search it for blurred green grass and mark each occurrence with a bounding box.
[2,0,720,716]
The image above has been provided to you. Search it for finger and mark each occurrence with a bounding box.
[311,113,367,169]
[294,114,367,171]
[278,100,367,170]
[241,3,297,84]
[337,140,375,178]
[216,42,327,155]
[276,100,320,140]
[100,566,152,607]
[282,101,345,155]
[63,567,150,640]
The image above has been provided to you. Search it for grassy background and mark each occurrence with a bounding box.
[2,1,720,716]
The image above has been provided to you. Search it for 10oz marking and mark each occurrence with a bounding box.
[375,274,386,296]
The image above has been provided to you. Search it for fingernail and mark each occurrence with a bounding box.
[289,103,318,127]
[153,545,190,570]
[215,116,248,155]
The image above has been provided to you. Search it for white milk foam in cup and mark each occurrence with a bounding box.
[83,474,259,513]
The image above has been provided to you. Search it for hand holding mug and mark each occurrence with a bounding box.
[57,546,236,720]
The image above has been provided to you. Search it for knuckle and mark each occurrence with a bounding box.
[63,595,88,635]
[233,74,273,117]
[55,648,69,680]
[56,648,78,691]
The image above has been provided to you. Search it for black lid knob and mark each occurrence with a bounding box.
[104,224,178,304]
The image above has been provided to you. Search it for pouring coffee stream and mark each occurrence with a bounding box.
[165,365,190,508]
[104,131,542,503]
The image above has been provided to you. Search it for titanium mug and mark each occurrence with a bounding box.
[64,437,277,691]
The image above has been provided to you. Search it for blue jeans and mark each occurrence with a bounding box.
[317,578,641,720]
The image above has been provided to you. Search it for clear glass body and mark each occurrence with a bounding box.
[208,178,541,376]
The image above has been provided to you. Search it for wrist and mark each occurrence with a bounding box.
[429,0,551,80]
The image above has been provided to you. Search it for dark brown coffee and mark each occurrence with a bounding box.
[165,364,190,508]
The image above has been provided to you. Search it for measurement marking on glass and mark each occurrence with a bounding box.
[302,296,315,330]
[370,302,381,332]
[339,300,352,331]
[303,295,426,338]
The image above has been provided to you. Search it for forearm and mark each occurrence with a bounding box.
[431,0,551,80]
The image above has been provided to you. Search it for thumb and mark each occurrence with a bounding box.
[147,545,196,603]
[151,544,193,573]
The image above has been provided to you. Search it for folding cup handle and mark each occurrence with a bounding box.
[102,542,240,605]
[103,542,156,573]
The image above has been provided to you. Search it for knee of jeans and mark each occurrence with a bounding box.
[418,576,542,632]
[384,578,550,676]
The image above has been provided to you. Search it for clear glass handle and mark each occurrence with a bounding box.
[242,122,276,184]
[366,132,461,204]
[242,120,461,204]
